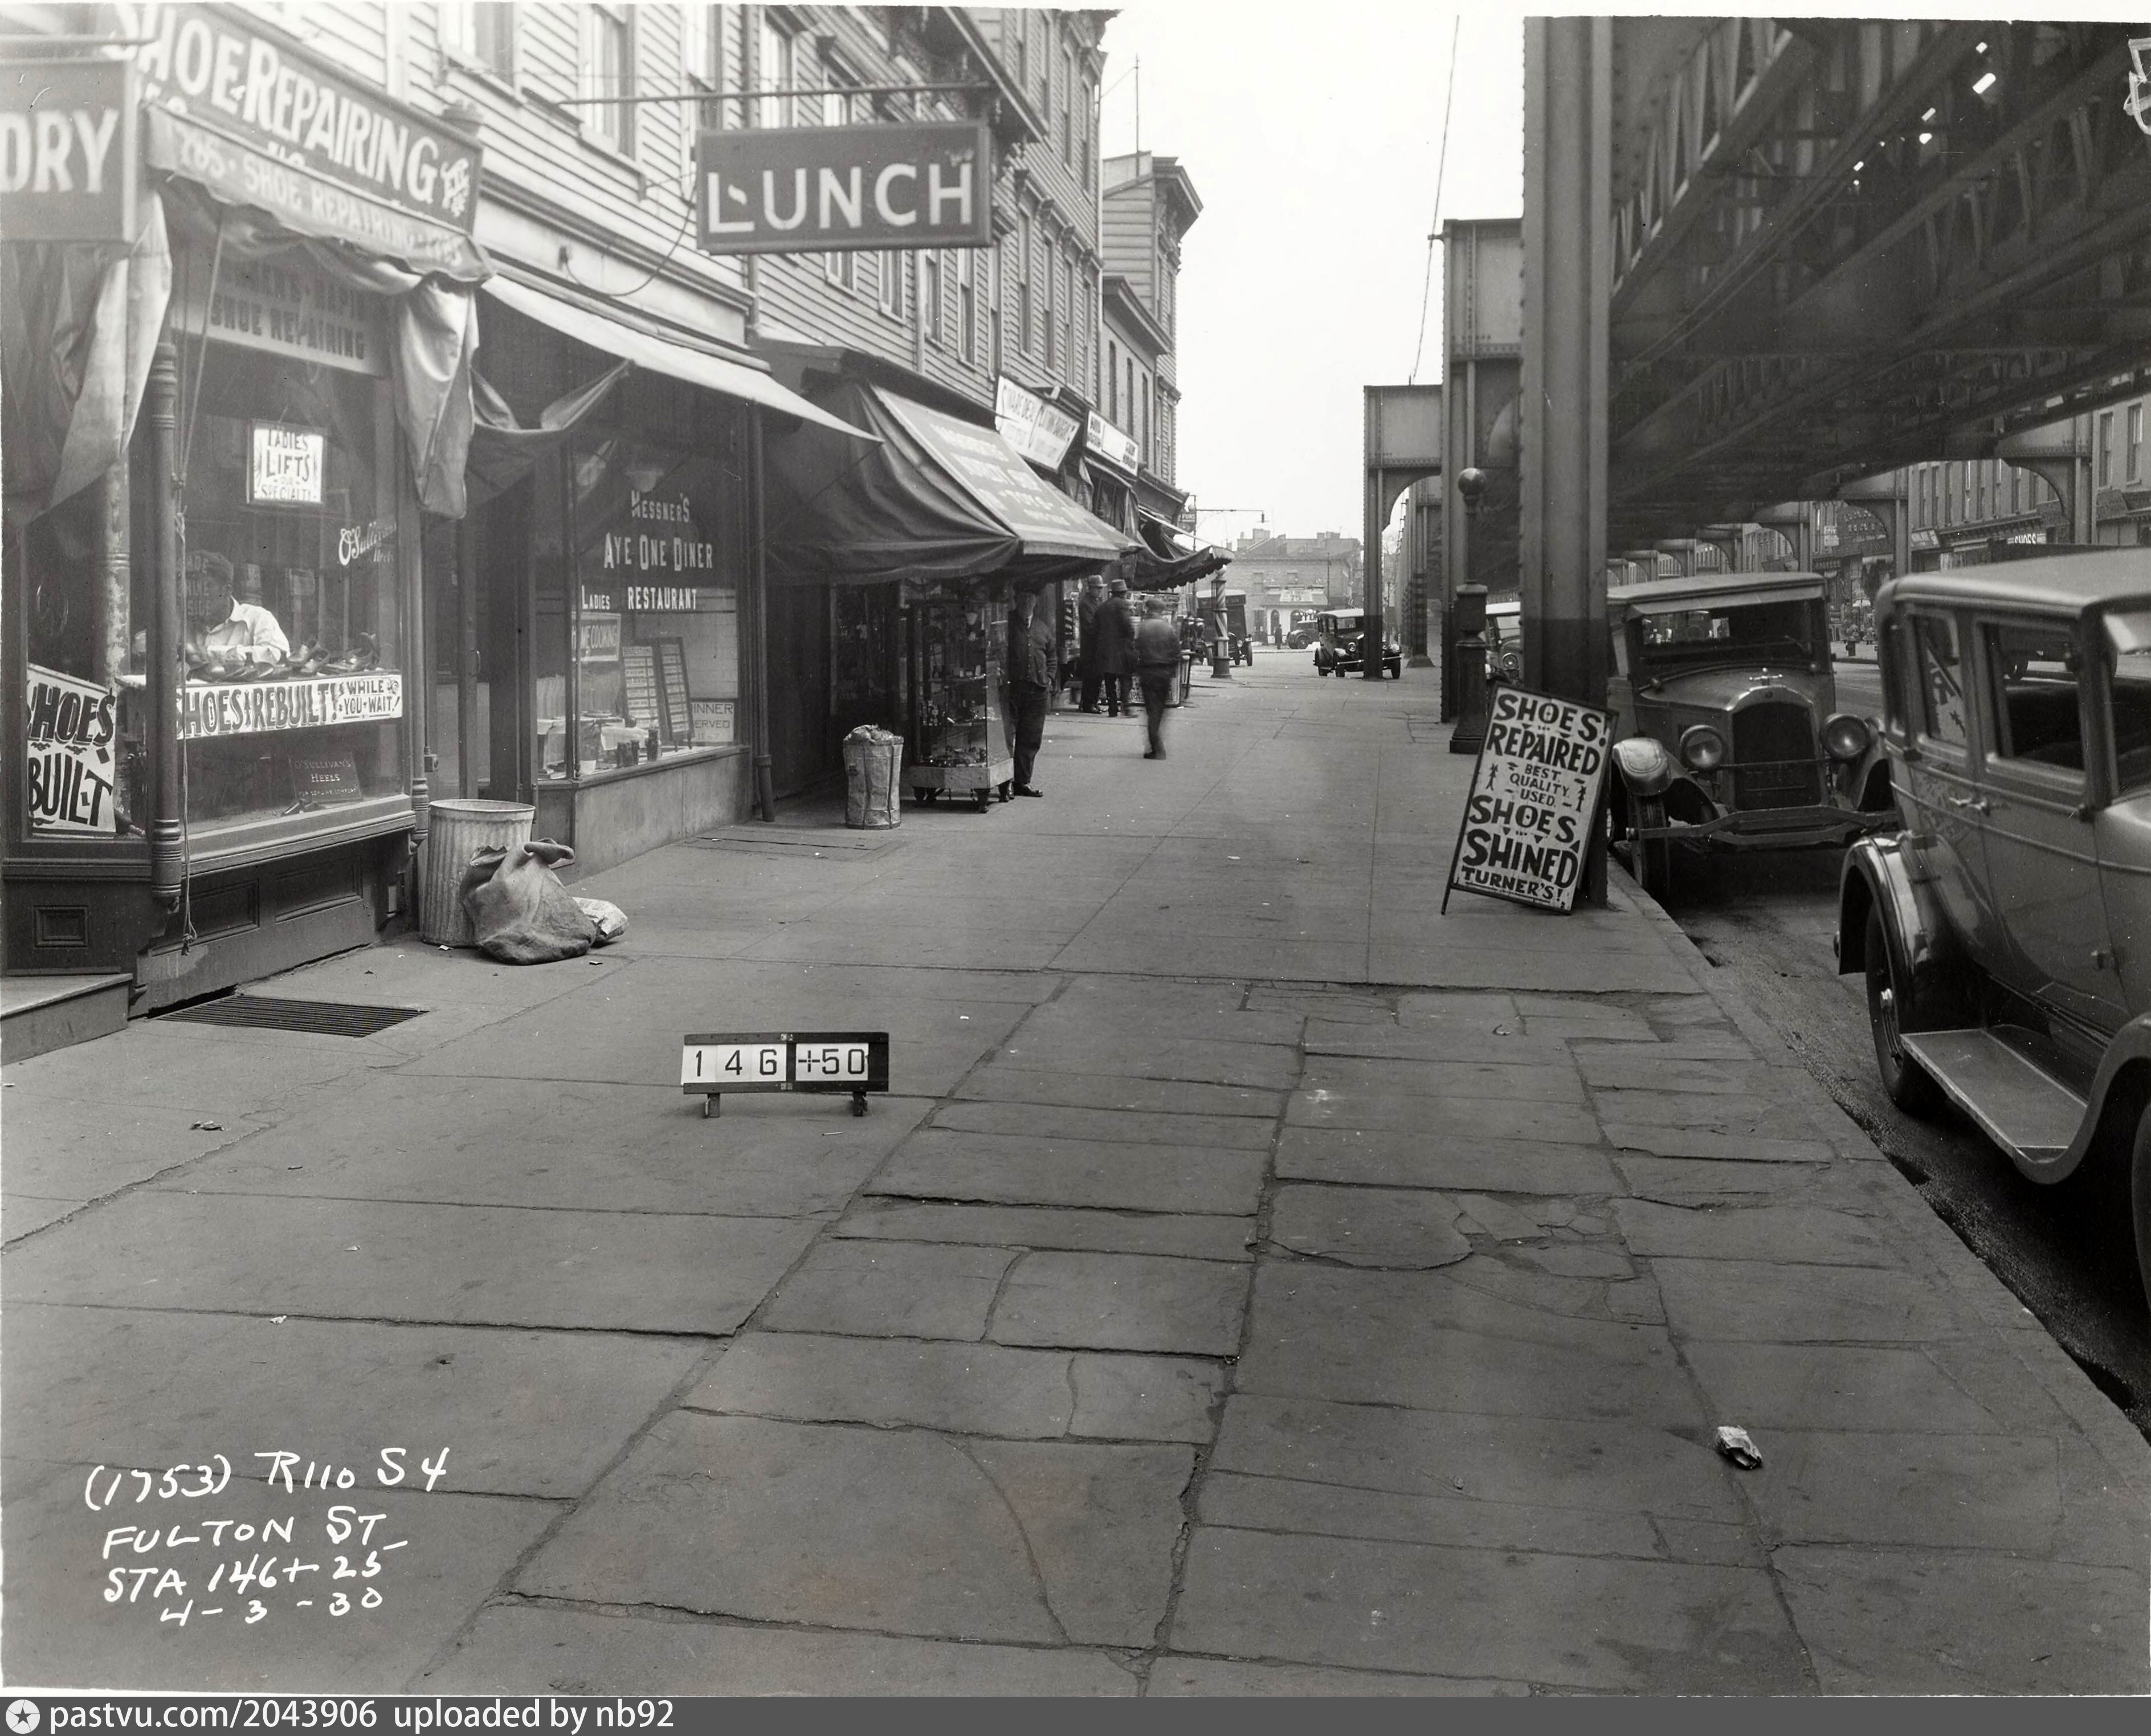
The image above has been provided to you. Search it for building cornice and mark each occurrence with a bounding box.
[1102,275,1171,357]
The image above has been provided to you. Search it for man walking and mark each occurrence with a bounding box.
[1095,577,1138,717]
[1134,598,1182,761]
[1076,576,1104,712]
[1006,589,1054,796]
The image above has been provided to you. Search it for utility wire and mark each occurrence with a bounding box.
[1408,17,1463,385]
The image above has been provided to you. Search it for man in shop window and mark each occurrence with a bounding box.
[185,551,289,666]
[1006,589,1056,797]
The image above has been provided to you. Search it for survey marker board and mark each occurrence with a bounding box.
[681,1031,891,1116]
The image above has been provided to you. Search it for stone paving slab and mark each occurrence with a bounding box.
[1300,1021,1573,1065]
[1267,1185,1472,1268]
[1168,1526,1810,1692]
[1610,1199,1895,1266]
[1297,1057,1586,1101]
[833,1200,1255,1262]
[1,1305,705,1498]
[870,1131,1268,1216]
[685,1332,1222,1443]
[1741,1428,2060,1551]
[1285,1090,1601,1143]
[0,1096,271,1208]
[421,1605,1137,1695]
[759,1239,1016,1339]
[1652,1257,1972,1343]
[1680,1341,2009,1436]
[1605,1124,1845,1165]
[5,1192,815,1335]
[517,1412,1191,1649]
[1275,1127,1625,1196]
[1148,1656,1528,1696]
[930,1100,1277,1151]
[3,1196,87,1238]
[990,1251,1249,1356]
[953,1067,1284,1118]
[961,1030,1303,1091]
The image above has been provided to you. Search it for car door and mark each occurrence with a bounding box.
[1970,612,2123,1028]
[1897,608,1998,957]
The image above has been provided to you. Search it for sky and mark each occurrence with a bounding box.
[1095,1,1527,548]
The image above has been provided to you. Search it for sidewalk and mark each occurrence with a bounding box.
[5,654,2146,1694]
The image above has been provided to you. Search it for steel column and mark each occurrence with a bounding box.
[147,341,183,913]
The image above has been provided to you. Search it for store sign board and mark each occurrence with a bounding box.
[582,491,721,595]
[577,612,622,665]
[996,378,1079,472]
[180,671,402,740]
[131,4,480,235]
[698,122,991,255]
[25,664,118,836]
[170,256,387,377]
[0,58,138,242]
[1086,411,1140,476]
[248,423,326,505]
[1444,684,1614,916]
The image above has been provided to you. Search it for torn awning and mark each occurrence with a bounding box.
[482,277,875,442]
[765,381,1138,586]
[1124,510,1231,591]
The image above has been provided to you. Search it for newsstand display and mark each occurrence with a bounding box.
[904,583,1013,811]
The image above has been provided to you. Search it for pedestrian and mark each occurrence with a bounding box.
[1134,597,1182,761]
[1095,577,1138,717]
[1005,588,1054,796]
[1076,575,1105,712]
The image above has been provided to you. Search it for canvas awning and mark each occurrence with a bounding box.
[483,277,874,442]
[766,380,1137,586]
[1123,509,1230,591]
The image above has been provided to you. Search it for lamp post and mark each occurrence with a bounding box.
[1449,469,1491,754]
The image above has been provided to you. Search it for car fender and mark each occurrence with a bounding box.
[2038,1018,2151,1184]
[1835,832,1956,996]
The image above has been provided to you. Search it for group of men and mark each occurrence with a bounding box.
[1005,574,1185,797]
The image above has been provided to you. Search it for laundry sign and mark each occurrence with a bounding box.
[0,58,138,242]
[25,664,119,835]
[1444,683,1614,914]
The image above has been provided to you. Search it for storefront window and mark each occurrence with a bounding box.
[553,432,741,779]
[173,345,403,831]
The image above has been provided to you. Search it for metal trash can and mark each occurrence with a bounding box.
[422,799,536,946]
[843,725,904,829]
[1173,650,1194,706]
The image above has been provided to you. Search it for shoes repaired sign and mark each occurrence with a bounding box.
[698,121,991,255]
[1444,684,1615,914]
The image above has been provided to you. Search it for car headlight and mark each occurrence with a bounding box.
[1613,736,1677,796]
[1823,712,1871,761]
[1678,725,1726,771]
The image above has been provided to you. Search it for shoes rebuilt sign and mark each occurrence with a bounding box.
[1444,683,1615,914]
[697,121,991,255]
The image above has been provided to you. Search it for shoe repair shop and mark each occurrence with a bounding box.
[762,377,1133,806]
[1,29,486,1009]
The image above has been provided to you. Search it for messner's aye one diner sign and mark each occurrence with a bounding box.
[699,121,991,255]
[1446,684,1615,914]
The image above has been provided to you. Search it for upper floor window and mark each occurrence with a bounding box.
[1057,254,1072,377]
[1080,75,1095,190]
[2130,404,2144,483]
[442,2,515,80]
[2101,411,2116,489]
[582,4,633,154]
[687,3,732,129]
[758,17,796,128]
[957,249,977,365]
[1017,214,1033,354]
[879,250,904,321]
[1060,47,1075,165]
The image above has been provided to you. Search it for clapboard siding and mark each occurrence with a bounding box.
[262,1,389,88]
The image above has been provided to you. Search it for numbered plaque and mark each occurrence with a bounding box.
[680,1036,790,1090]
[681,1031,890,1103]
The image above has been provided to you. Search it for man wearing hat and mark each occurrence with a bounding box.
[186,551,289,665]
[1093,576,1138,718]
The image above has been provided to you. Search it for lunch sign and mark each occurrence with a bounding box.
[1444,684,1615,915]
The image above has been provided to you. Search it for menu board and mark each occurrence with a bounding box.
[654,638,693,746]
[621,643,663,736]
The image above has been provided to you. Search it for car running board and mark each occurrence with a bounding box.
[1900,1028,2086,1161]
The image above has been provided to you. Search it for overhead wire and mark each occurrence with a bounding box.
[1408,17,1463,385]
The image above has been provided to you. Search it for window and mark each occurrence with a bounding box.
[878,250,904,321]
[1982,619,2083,775]
[582,5,632,153]
[820,62,860,289]
[2101,411,2116,488]
[1017,214,1032,354]
[1912,614,1971,747]
[757,16,794,128]
[2104,609,2151,792]
[1060,47,1075,164]
[2131,405,2144,482]
[1080,76,1095,190]
[922,251,942,345]
[957,248,976,364]
[687,3,732,130]
[1057,254,1072,379]
[442,2,514,80]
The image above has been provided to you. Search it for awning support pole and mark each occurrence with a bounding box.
[749,413,777,822]
[148,341,183,913]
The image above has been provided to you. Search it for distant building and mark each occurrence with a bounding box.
[1099,150,1200,535]
[1230,532,1364,644]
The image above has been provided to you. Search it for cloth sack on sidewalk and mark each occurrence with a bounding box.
[458,839,597,963]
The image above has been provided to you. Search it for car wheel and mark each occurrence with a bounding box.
[2131,1106,2151,1318]
[1635,834,1674,905]
[1318,665,1330,677]
[1864,903,1945,1117]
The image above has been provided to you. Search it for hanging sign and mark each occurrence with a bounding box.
[698,121,991,255]
[1444,684,1614,914]
[1086,411,1140,477]
[579,489,721,598]
[25,665,118,836]
[181,671,402,739]
[996,377,1080,471]
[170,256,387,377]
[0,58,138,242]
[681,1030,891,1118]
[248,423,326,505]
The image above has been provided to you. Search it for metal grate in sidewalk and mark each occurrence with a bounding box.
[154,995,425,1037]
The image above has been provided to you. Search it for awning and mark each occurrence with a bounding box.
[765,380,1137,587]
[483,277,875,442]
[1124,510,1230,591]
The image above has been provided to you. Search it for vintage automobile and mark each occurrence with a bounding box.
[1285,610,1320,650]
[1604,570,1896,899]
[1313,608,1403,679]
[1485,597,1523,684]
[1836,552,2151,1309]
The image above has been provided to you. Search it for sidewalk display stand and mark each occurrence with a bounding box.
[422,799,536,946]
[843,726,904,829]
[905,590,1013,812]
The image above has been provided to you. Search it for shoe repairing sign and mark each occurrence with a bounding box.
[682,1031,891,1118]
[1443,684,1615,914]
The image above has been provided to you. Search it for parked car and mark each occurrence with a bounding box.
[1285,610,1319,650]
[1603,570,1896,898]
[1313,608,1402,679]
[1837,552,2151,1310]
[1485,597,1522,684]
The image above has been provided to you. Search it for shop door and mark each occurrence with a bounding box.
[769,581,832,797]
[830,584,897,745]
[481,476,535,800]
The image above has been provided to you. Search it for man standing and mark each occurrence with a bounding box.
[1134,598,1182,761]
[1095,577,1138,717]
[1076,575,1105,712]
[1005,589,1055,796]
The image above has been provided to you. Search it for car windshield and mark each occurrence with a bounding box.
[2106,608,2151,793]
[1629,597,1823,676]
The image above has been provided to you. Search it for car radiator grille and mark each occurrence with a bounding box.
[1731,702,1822,810]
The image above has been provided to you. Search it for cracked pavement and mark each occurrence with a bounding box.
[5,656,2147,1693]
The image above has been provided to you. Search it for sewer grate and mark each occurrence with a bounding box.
[155,995,425,1037]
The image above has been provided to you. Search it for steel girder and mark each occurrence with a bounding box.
[1605,19,2151,545]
